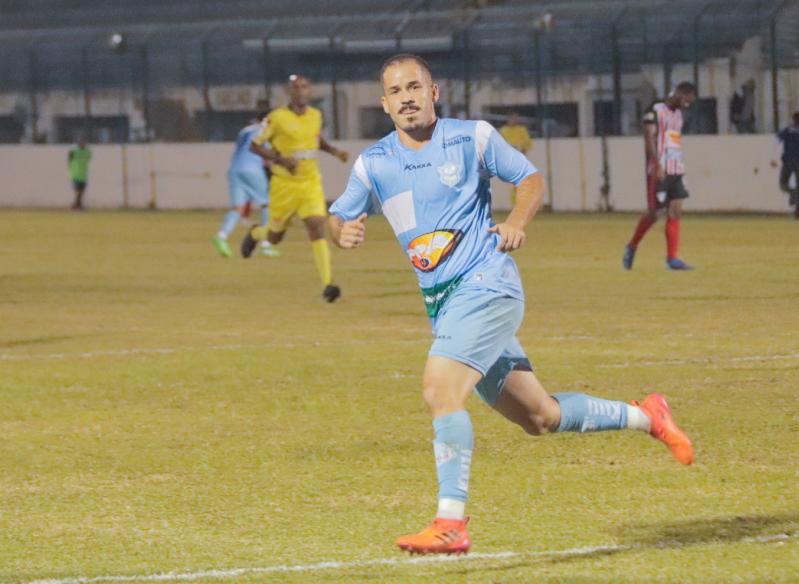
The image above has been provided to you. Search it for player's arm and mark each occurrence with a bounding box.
[319,136,348,163]
[328,155,374,248]
[642,109,663,179]
[250,116,297,173]
[489,173,544,252]
[329,213,367,249]
[249,141,297,173]
[478,121,543,252]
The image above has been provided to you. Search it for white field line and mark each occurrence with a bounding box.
[599,352,799,368]
[22,533,795,584]
[0,339,424,362]
[4,345,799,368]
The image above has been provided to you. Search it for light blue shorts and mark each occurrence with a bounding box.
[429,286,533,406]
[228,167,269,207]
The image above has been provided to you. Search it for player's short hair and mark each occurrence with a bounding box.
[378,53,433,84]
[674,81,697,95]
[793,111,799,124]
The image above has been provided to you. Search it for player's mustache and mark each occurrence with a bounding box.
[399,104,420,114]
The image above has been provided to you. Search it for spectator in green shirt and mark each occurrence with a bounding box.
[68,137,91,210]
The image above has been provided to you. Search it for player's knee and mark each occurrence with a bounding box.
[305,218,326,240]
[520,411,557,436]
[421,381,466,416]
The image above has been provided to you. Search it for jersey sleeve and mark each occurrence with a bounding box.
[252,115,274,146]
[329,155,380,220]
[475,120,537,186]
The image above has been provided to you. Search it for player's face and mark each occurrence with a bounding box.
[381,61,439,133]
[678,91,696,110]
[288,76,312,107]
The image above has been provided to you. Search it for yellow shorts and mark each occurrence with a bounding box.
[268,174,326,232]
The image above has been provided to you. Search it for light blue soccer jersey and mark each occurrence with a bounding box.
[330,118,538,317]
[229,123,266,173]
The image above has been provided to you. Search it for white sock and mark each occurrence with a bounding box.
[260,241,273,248]
[437,498,466,520]
[626,405,651,432]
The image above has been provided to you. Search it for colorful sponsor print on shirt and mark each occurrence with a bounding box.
[407,230,463,272]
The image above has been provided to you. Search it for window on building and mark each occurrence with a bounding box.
[55,115,129,143]
[0,116,25,143]
[683,98,718,135]
[360,107,394,140]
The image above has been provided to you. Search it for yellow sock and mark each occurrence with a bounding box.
[250,226,268,241]
[311,238,333,287]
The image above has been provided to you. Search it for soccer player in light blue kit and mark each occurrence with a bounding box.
[329,55,694,555]
[212,112,278,258]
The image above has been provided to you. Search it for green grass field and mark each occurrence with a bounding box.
[1,210,797,583]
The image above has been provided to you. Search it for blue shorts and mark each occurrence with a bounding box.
[228,167,269,207]
[429,286,533,406]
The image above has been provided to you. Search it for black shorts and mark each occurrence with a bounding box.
[72,180,87,190]
[648,174,689,210]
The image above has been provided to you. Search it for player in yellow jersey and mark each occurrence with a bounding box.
[244,74,349,302]
[499,113,533,207]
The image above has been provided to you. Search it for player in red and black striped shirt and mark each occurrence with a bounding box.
[624,82,697,270]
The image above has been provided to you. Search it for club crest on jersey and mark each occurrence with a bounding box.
[407,229,463,272]
[437,162,463,187]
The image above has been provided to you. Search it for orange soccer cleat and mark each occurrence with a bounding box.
[395,517,471,555]
[633,393,694,465]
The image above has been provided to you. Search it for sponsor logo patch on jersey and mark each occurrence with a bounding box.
[666,130,682,148]
[406,229,463,272]
[442,135,471,148]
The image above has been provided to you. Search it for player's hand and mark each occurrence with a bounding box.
[339,213,368,248]
[277,156,298,174]
[335,149,349,163]
[488,221,526,252]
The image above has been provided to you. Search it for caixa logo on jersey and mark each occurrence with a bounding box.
[406,229,463,272]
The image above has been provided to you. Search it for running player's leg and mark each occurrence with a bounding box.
[238,169,279,258]
[624,172,659,269]
[395,354,478,555]
[396,289,522,555]
[213,171,249,257]
[247,175,295,246]
[489,356,693,465]
[297,178,339,301]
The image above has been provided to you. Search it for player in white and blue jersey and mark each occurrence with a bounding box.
[329,54,694,555]
[212,112,278,258]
